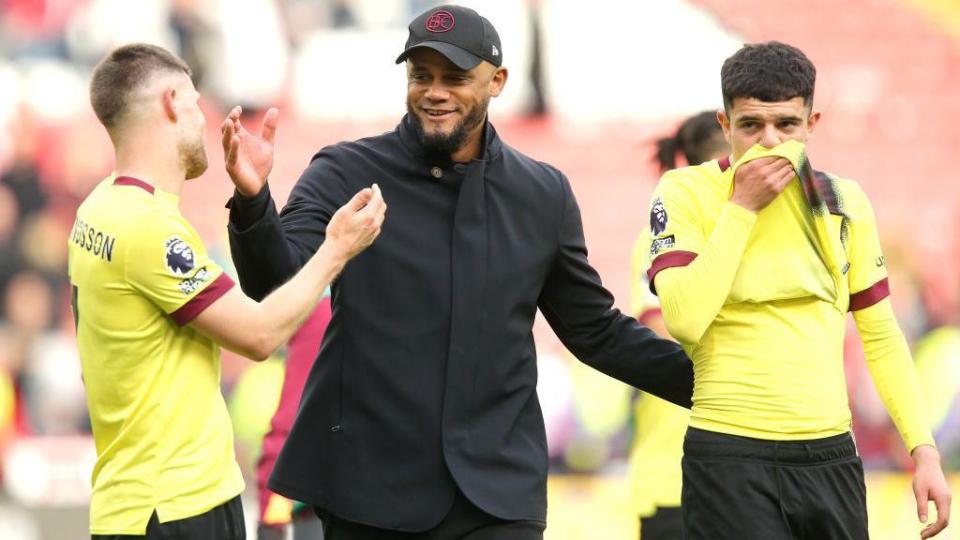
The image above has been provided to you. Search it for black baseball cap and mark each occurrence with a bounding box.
[395,5,502,70]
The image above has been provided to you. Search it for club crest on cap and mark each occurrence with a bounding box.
[426,10,455,33]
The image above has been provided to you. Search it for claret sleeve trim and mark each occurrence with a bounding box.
[849,277,890,311]
[647,251,698,294]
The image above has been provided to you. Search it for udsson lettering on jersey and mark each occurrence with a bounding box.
[71,217,117,262]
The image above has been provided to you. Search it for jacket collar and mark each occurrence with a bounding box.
[397,113,503,165]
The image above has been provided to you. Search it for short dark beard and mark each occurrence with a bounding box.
[407,99,488,162]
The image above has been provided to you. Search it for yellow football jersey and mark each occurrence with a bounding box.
[68,175,244,535]
[647,143,931,450]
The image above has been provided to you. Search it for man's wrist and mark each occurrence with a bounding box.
[911,443,940,464]
[235,180,269,201]
[228,182,272,228]
[316,241,349,272]
[729,197,759,214]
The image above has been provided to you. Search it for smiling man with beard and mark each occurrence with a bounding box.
[223,5,694,539]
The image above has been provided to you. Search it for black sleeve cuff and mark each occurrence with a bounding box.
[227,183,272,231]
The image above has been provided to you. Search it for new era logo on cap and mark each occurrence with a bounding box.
[396,5,503,70]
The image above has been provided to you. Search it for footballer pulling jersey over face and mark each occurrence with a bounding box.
[646,141,931,449]
[651,42,949,540]
[68,175,242,535]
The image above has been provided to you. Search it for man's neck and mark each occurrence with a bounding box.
[113,141,185,196]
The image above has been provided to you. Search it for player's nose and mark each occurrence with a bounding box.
[759,125,781,149]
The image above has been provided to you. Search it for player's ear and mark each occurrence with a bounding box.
[806,110,821,134]
[717,110,731,143]
[162,88,178,122]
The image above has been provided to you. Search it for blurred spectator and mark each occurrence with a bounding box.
[1,108,45,220]
[330,0,358,28]
[201,0,289,111]
[170,0,215,87]
[18,213,69,275]
[0,0,82,59]
[526,0,547,116]
[0,185,21,296]
[64,0,177,65]
[2,270,85,435]
[914,326,960,470]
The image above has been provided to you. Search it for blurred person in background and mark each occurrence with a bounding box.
[71,43,383,539]
[913,326,960,470]
[0,0,80,59]
[0,184,20,298]
[169,0,214,88]
[256,300,331,540]
[647,41,951,539]
[628,111,728,539]
[1,108,46,223]
[223,5,693,539]
[525,0,547,117]
[4,269,85,434]
[202,0,289,113]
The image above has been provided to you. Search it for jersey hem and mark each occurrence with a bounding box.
[688,417,850,442]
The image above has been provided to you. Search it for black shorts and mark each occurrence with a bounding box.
[681,427,868,540]
[92,495,245,540]
[639,506,682,539]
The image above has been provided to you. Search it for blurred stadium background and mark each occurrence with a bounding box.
[1,0,959,538]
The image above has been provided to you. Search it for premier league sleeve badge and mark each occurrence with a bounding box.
[650,197,668,236]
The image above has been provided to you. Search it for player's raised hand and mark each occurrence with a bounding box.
[221,106,278,197]
[730,156,795,213]
[325,184,387,261]
[912,445,951,538]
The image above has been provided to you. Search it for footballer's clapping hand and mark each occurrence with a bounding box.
[221,106,277,197]
[325,184,387,261]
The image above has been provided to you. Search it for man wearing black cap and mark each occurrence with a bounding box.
[222,5,693,539]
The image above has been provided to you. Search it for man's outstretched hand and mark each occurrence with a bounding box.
[221,106,278,197]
